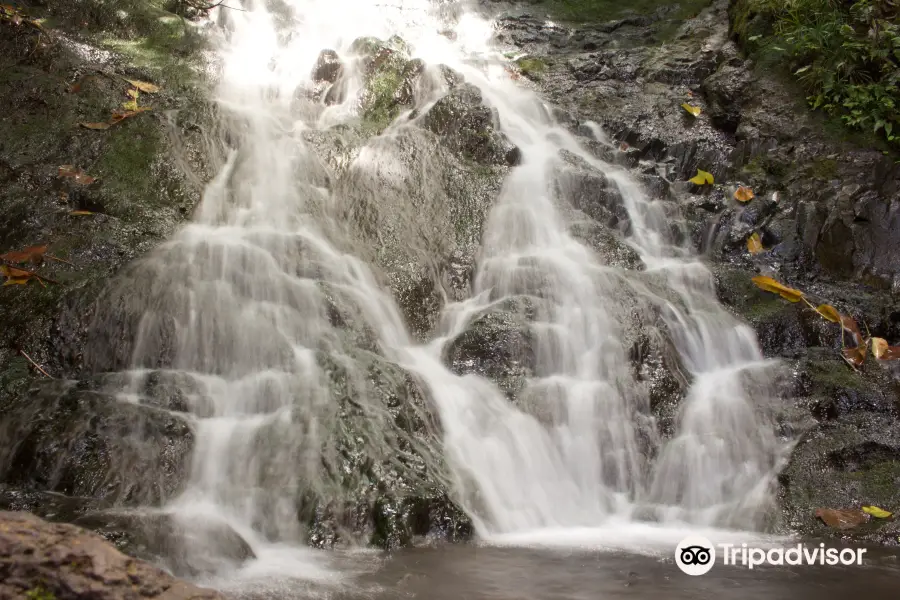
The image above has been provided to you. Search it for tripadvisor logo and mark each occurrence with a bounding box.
[675,536,716,575]
[675,536,867,575]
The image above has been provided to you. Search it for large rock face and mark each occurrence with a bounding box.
[492,0,900,543]
[0,510,225,600]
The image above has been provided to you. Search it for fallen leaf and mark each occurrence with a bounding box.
[110,107,151,123]
[3,277,31,286]
[842,344,867,368]
[58,165,97,185]
[747,232,763,254]
[126,88,139,100]
[871,337,889,358]
[69,210,95,215]
[0,245,47,265]
[681,103,701,117]
[840,315,864,345]
[122,99,139,112]
[751,275,804,302]
[815,508,869,529]
[688,169,714,185]
[734,186,755,202]
[870,337,900,360]
[125,79,160,93]
[80,121,112,130]
[862,505,893,519]
[814,304,842,324]
[0,264,40,286]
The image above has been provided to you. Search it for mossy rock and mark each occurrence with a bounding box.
[778,411,900,544]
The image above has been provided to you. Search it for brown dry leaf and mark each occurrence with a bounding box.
[842,344,867,368]
[619,142,629,152]
[870,337,900,360]
[814,508,869,530]
[0,245,48,265]
[840,315,864,344]
[126,88,139,100]
[815,304,842,324]
[124,79,160,93]
[110,107,151,123]
[747,233,763,254]
[58,165,97,185]
[734,186,755,202]
[80,121,112,130]
[69,210,95,215]
[751,275,805,302]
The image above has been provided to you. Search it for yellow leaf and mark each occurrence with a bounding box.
[124,79,160,93]
[734,186,755,202]
[122,99,139,112]
[681,103,701,117]
[126,88,139,99]
[3,277,31,286]
[862,505,893,519]
[869,338,900,360]
[747,232,763,254]
[751,275,805,302]
[69,210,95,215]
[815,304,842,323]
[80,122,112,130]
[688,169,714,185]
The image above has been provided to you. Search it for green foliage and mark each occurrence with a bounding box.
[735,0,899,149]
[526,0,713,22]
[516,57,547,80]
[25,587,55,600]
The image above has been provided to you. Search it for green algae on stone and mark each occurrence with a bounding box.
[516,57,547,81]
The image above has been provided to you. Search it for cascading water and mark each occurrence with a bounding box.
[89,0,790,584]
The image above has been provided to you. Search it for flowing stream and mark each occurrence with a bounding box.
[100,0,794,591]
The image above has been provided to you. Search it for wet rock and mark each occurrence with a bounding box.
[73,510,256,578]
[420,82,522,167]
[700,54,751,134]
[312,49,343,83]
[332,126,504,339]
[778,412,900,545]
[443,297,538,399]
[0,0,214,386]
[301,350,471,549]
[0,510,225,599]
[0,484,101,523]
[0,381,194,506]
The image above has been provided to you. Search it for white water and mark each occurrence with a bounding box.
[106,0,790,586]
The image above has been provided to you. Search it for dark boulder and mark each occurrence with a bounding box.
[0,381,194,506]
[73,510,256,578]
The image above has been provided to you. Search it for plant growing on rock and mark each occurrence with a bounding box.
[751,275,900,369]
[731,0,900,149]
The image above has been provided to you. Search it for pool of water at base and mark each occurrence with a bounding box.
[214,542,900,600]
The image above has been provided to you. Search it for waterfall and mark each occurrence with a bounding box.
[92,0,788,582]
